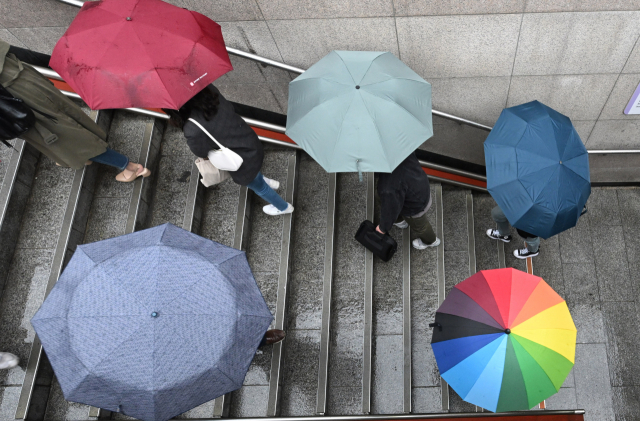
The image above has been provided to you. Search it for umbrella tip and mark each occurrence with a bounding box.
[126,16,132,21]
[505,328,511,334]
[151,312,158,318]
[356,85,360,89]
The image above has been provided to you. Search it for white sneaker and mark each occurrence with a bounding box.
[412,238,441,250]
[263,176,280,191]
[0,352,19,370]
[263,203,294,216]
[394,221,409,229]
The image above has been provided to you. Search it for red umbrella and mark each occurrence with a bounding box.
[50,0,233,110]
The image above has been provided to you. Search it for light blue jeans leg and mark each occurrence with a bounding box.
[491,206,511,237]
[523,236,540,253]
[246,172,288,211]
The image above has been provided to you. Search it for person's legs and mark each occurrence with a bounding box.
[490,206,511,236]
[89,147,129,170]
[394,215,408,229]
[90,148,151,182]
[524,236,540,253]
[247,172,289,211]
[406,213,437,244]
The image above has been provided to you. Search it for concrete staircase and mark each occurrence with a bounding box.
[0,72,635,421]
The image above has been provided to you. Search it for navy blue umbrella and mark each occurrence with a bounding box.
[484,101,590,239]
[31,223,273,421]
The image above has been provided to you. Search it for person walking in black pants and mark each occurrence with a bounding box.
[376,152,440,250]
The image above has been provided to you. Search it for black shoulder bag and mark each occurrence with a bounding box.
[355,220,398,262]
[0,84,36,149]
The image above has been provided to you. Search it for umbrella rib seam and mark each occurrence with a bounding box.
[359,94,391,167]
[510,334,567,393]
[287,90,354,135]
[360,89,432,132]
[327,94,357,163]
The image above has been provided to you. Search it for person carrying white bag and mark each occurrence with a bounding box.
[164,85,293,216]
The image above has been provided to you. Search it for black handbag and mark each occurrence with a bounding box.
[0,84,35,148]
[355,220,398,262]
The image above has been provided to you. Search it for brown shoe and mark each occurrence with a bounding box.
[263,329,286,346]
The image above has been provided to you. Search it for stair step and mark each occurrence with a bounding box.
[0,139,38,299]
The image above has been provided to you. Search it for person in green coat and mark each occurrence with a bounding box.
[0,41,150,182]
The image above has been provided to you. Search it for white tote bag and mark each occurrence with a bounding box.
[188,118,243,171]
[194,158,230,187]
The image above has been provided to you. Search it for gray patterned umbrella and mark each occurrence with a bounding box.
[31,223,273,421]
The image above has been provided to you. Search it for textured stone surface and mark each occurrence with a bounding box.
[147,154,192,228]
[533,236,565,297]
[623,39,640,73]
[0,29,24,46]
[371,334,403,414]
[448,386,476,412]
[545,387,578,410]
[16,160,73,249]
[187,0,263,22]
[373,227,403,335]
[267,18,399,69]
[0,0,77,28]
[395,0,524,16]
[574,344,615,421]
[442,188,468,252]
[513,12,640,75]
[612,386,640,421]
[396,15,521,78]
[473,193,500,271]
[217,82,289,114]
[411,319,439,387]
[429,77,510,126]
[44,380,90,421]
[230,385,270,417]
[573,120,596,145]
[562,263,606,344]
[412,386,444,413]
[5,26,66,54]
[0,386,21,420]
[525,0,640,12]
[558,217,594,264]
[219,41,292,86]
[258,0,394,19]
[599,73,640,120]
[506,74,618,121]
[444,251,469,295]
[587,120,640,149]
[587,188,622,226]
[0,248,52,386]
[83,197,129,244]
[601,301,640,387]
[591,224,633,301]
[326,386,361,415]
[280,329,321,416]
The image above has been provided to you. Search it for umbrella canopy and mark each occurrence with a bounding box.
[50,0,233,110]
[431,268,576,412]
[31,223,272,421]
[484,100,590,239]
[286,50,433,173]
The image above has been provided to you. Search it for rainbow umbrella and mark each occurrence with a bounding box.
[430,268,576,412]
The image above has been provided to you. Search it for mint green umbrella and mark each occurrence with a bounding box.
[286,51,433,173]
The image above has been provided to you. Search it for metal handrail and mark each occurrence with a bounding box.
[182,410,585,420]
